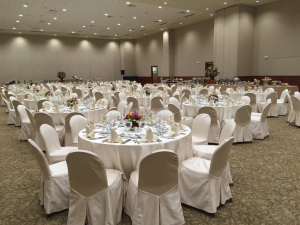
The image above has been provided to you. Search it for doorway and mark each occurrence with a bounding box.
[151,66,158,83]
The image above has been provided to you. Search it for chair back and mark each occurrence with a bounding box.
[266,92,277,104]
[28,139,51,179]
[219,121,236,143]
[114,91,120,101]
[95,92,103,102]
[182,89,191,99]
[37,99,48,111]
[12,100,23,120]
[172,91,179,97]
[241,96,251,105]
[269,88,275,93]
[158,87,164,92]
[199,89,208,95]
[34,112,55,137]
[222,91,229,97]
[197,107,218,126]
[169,97,180,109]
[291,96,300,112]
[73,89,83,99]
[234,105,252,127]
[67,150,108,197]
[138,150,178,196]
[192,114,211,139]
[40,124,61,156]
[280,89,288,101]
[117,100,127,117]
[106,110,121,120]
[208,86,215,94]
[3,99,12,111]
[244,93,256,105]
[65,112,85,134]
[70,115,88,144]
[17,105,29,123]
[111,94,119,107]
[119,92,127,102]
[294,92,300,101]
[106,107,118,113]
[261,102,272,123]
[157,110,174,122]
[171,86,177,94]
[168,103,182,122]
[167,88,173,97]
[26,108,36,139]
[151,96,164,112]
[125,102,133,115]
[209,137,234,177]
[127,97,140,111]
[61,87,68,93]
[215,89,221,96]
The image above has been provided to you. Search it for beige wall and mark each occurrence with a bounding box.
[173,19,214,77]
[253,0,300,76]
[135,33,163,77]
[120,39,136,76]
[0,34,122,82]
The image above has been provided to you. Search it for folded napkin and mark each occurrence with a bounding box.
[191,97,196,106]
[106,129,123,143]
[169,124,180,137]
[140,128,158,142]
[209,99,214,106]
[179,118,186,130]
[167,114,175,126]
[88,120,96,130]
[65,90,70,98]
[146,113,152,123]
[230,88,235,93]
[96,99,104,108]
[237,97,241,104]
[224,98,232,106]
[54,103,60,112]
[265,88,269,93]
[85,124,95,139]
[90,102,96,110]
[102,114,107,121]
[42,101,53,111]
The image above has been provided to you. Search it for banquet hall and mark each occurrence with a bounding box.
[1,0,300,224]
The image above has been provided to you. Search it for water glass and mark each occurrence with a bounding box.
[126,120,132,132]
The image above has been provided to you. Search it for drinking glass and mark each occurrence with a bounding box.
[126,120,132,132]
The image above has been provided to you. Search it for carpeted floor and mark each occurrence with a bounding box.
[1,105,300,225]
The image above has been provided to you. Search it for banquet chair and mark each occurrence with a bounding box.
[277,89,288,115]
[250,102,272,139]
[127,96,144,112]
[61,87,68,94]
[125,150,185,225]
[215,89,221,96]
[125,102,133,116]
[181,92,188,105]
[92,88,98,98]
[25,108,36,140]
[151,96,164,115]
[87,89,93,98]
[11,99,23,126]
[158,86,164,92]
[44,84,51,90]
[199,89,208,96]
[37,99,48,111]
[72,89,83,99]
[28,139,70,214]
[167,88,173,97]
[106,110,122,120]
[53,86,57,91]
[268,88,275,93]
[94,92,103,102]
[106,107,118,113]
[178,137,234,214]
[222,91,229,97]
[34,112,65,150]
[18,105,33,141]
[168,103,194,128]
[198,107,220,143]
[295,92,300,100]
[64,112,85,146]
[1,94,9,113]
[222,105,252,143]
[244,93,257,112]
[171,85,177,94]
[287,93,295,123]
[226,88,232,93]
[251,99,271,117]
[114,91,120,101]
[119,92,127,102]
[257,92,278,117]
[66,150,123,225]
[191,113,211,145]
[3,99,16,125]
[69,115,87,146]
[291,96,300,126]
[169,97,181,109]
[40,124,77,164]
[173,94,180,102]
[157,110,174,122]
[182,89,191,99]
[117,100,127,117]
[111,94,119,107]
[241,96,251,105]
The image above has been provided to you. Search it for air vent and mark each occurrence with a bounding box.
[33,28,41,30]
[49,9,57,12]
[107,16,113,18]
[179,11,187,14]
[160,22,167,26]
[39,21,46,23]
[127,4,136,7]
[124,34,129,36]
[185,13,195,18]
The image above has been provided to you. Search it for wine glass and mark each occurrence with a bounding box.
[125,120,132,132]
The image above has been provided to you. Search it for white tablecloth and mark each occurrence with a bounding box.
[182,103,243,122]
[230,92,268,103]
[40,106,107,125]
[16,94,26,103]
[136,96,170,107]
[24,99,58,111]
[78,126,192,180]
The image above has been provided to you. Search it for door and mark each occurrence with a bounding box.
[151,66,158,83]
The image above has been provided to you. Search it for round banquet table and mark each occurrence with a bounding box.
[24,99,58,111]
[78,125,192,180]
[182,102,244,122]
[16,94,26,103]
[176,88,199,96]
[39,105,107,125]
[229,92,269,103]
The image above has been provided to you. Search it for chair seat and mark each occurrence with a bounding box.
[192,136,208,145]
[182,157,211,174]
[193,145,217,160]
[54,124,65,132]
[49,147,77,164]
[22,119,31,124]
[251,116,261,122]
[49,161,68,176]
[277,99,284,104]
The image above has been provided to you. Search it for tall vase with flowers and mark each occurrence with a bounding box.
[124,111,143,128]
[205,66,220,81]
[57,71,66,83]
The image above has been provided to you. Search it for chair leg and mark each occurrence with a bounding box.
[229,198,233,203]
[229,183,234,187]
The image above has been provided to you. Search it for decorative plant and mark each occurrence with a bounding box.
[208,92,219,103]
[125,111,143,127]
[206,66,220,78]
[57,71,66,80]
[67,98,78,107]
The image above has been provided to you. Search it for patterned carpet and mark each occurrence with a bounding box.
[1,105,300,225]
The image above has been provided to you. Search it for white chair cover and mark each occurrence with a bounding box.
[151,97,164,115]
[277,89,288,115]
[64,112,85,146]
[287,93,295,123]
[106,110,122,120]
[11,99,22,126]
[250,103,272,139]
[125,150,185,225]
[117,100,127,117]
[168,103,194,128]
[119,92,127,102]
[18,105,33,140]
[257,92,278,117]
[3,98,16,125]
[198,107,220,144]
[70,115,88,145]
[291,96,300,126]
[244,93,257,112]
[192,113,211,145]
[28,139,70,214]
[169,97,181,109]
[66,150,123,225]
[241,96,250,105]
[157,110,174,122]
[179,138,234,214]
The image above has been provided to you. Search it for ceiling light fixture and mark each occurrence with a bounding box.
[94,33,97,35]
[82,25,85,27]
[19,32,21,34]
[41,29,43,31]
[158,6,162,8]
[55,34,56,36]
[72,31,75,33]
[126,2,130,4]
[115,34,118,36]
[19,15,23,17]
[211,14,213,16]
[224,2,227,4]
[13,28,16,30]
[164,2,167,4]
[206,8,209,10]
[107,27,110,30]
[186,10,190,12]
[86,36,87,38]
[23,4,28,7]
[118,24,121,25]
[54,17,57,19]
[180,23,182,24]
[105,14,108,16]
[48,23,51,25]
[129,29,132,31]
[63,9,67,11]
[144,33,146,35]
[161,29,163,30]
[158,19,162,22]
[16,20,19,23]
[133,17,136,19]
[91,21,94,23]
[141,25,144,28]
[256,0,259,2]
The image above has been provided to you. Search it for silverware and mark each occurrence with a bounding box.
[157,138,162,142]
[121,139,131,144]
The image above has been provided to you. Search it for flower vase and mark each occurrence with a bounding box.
[59,79,65,83]
[210,75,215,81]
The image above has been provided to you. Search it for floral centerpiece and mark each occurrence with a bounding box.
[44,90,53,98]
[125,111,143,127]
[67,98,78,107]
[206,65,220,80]
[26,84,31,89]
[111,84,116,92]
[33,87,40,93]
[244,86,253,92]
[57,71,66,82]
[208,92,219,103]
[87,82,93,89]
[72,76,79,81]
[153,83,157,87]
[145,87,151,96]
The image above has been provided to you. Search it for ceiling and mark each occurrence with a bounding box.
[0,0,279,39]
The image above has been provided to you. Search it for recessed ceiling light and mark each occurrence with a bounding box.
[133,17,137,19]
[48,23,51,25]
[105,14,108,16]
[186,10,190,12]
[55,34,56,36]
[159,19,162,22]
[206,8,209,10]
[63,9,67,11]
[144,33,146,35]
[256,0,259,2]
[94,33,97,35]
[19,32,21,34]
[115,34,118,36]
[13,28,16,30]
[164,2,167,4]
[23,4,28,7]
[158,6,162,8]
[211,14,214,16]
[91,21,94,23]
[72,31,74,33]
[19,15,23,17]
[180,23,182,24]
[224,2,227,4]
[129,29,132,31]
[86,36,87,38]
[118,24,121,25]
[107,28,110,30]
[41,29,43,31]
[16,20,19,23]
[141,25,144,28]
[126,1,130,4]
[82,25,85,27]
[161,29,163,30]
[54,17,57,20]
